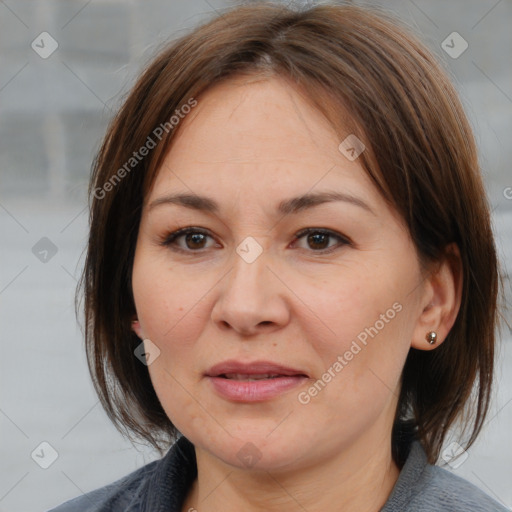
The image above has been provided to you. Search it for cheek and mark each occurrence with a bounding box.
[145,357,221,445]
[296,263,390,354]
[132,252,215,414]
[132,251,209,347]
[301,261,416,400]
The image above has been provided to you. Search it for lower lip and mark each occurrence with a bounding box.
[207,375,308,402]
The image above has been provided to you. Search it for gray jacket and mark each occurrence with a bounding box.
[48,435,508,511]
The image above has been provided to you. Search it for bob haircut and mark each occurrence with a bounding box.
[79,2,503,465]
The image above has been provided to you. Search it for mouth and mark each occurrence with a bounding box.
[218,373,297,381]
[205,360,310,402]
[206,360,309,379]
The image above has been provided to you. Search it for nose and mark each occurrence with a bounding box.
[210,245,290,337]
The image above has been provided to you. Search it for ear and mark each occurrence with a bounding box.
[411,243,463,351]
[131,317,144,339]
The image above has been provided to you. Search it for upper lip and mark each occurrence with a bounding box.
[206,360,309,378]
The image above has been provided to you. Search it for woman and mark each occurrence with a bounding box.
[50,2,507,511]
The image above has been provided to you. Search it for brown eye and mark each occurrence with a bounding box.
[161,228,216,252]
[307,232,330,250]
[184,232,208,250]
[294,228,351,253]
[161,227,350,255]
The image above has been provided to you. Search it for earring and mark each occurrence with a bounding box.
[426,331,437,345]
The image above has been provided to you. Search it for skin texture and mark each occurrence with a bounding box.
[131,75,462,512]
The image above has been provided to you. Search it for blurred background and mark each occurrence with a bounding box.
[0,1,511,510]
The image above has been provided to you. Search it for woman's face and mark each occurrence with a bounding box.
[132,75,430,472]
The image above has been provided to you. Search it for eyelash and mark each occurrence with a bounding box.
[159,227,351,255]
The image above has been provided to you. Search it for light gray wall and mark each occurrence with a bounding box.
[1,1,510,511]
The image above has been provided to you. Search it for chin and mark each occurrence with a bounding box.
[193,426,314,472]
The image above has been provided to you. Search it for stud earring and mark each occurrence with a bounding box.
[426,331,437,345]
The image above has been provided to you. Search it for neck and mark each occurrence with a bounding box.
[182,429,400,512]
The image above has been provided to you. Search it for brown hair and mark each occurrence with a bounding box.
[78,1,503,464]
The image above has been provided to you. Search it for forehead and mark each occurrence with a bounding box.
[165,75,343,163]
[147,75,382,213]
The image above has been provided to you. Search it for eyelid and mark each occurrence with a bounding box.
[294,227,352,246]
[160,227,216,250]
[160,226,352,254]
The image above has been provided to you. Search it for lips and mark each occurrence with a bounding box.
[222,373,283,380]
[205,360,309,402]
[206,360,309,379]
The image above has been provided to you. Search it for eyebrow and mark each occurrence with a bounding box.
[147,191,375,216]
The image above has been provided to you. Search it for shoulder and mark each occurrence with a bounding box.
[416,464,508,511]
[46,457,160,512]
[47,436,197,512]
[383,441,509,512]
